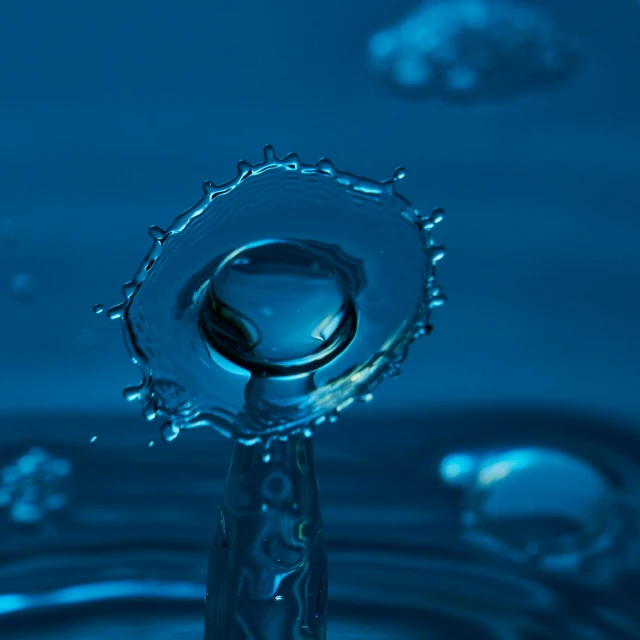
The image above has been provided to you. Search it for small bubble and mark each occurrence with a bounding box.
[92,304,105,315]
[10,273,37,305]
[274,595,285,603]
[89,434,98,443]
[303,427,313,438]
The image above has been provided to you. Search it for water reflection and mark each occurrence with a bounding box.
[1,408,640,638]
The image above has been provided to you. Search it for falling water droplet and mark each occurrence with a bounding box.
[274,595,285,603]
[92,304,105,315]
[89,434,98,443]
[262,452,272,463]
[10,273,37,305]
[261,503,268,512]
[303,427,314,438]
[147,439,155,448]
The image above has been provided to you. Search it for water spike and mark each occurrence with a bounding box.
[281,152,301,169]
[148,226,165,241]
[203,181,216,194]
[237,160,252,176]
[160,422,180,443]
[263,144,276,161]
[315,158,335,175]
[393,166,407,181]
[123,385,143,402]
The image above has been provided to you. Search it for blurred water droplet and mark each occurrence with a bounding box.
[453,447,624,572]
[262,452,272,463]
[10,273,37,305]
[303,427,313,438]
[0,448,73,525]
[89,434,98,443]
[147,439,155,448]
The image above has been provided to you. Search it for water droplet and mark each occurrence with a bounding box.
[142,401,158,421]
[428,295,447,309]
[107,304,125,320]
[89,434,98,443]
[92,304,105,315]
[359,392,374,403]
[261,503,268,512]
[10,273,37,305]
[393,166,407,181]
[458,447,621,570]
[431,207,445,224]
[430,245,446,263]
[262,452,272,463]
[302,427,313,438]
[148,226,165,240]
[328,412,339,424]
[147,439,155,447]
[199,239,361,377]
[160,422,180,443]
[274,595,285,603]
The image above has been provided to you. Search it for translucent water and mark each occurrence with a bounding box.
[3,409,640,639]
[104,146,445,445]
[95,148,446,639]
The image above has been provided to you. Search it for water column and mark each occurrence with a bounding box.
[105,146,446,640]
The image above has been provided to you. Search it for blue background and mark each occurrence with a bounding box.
[0,2,638,437]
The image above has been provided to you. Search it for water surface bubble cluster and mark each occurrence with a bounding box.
[0,447,72,525]
[368,0,581,103]
[106,146,446,447]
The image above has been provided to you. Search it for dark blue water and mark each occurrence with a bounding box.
[1,0,639,637]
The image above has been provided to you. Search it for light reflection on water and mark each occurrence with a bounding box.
[1,407,640,638]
